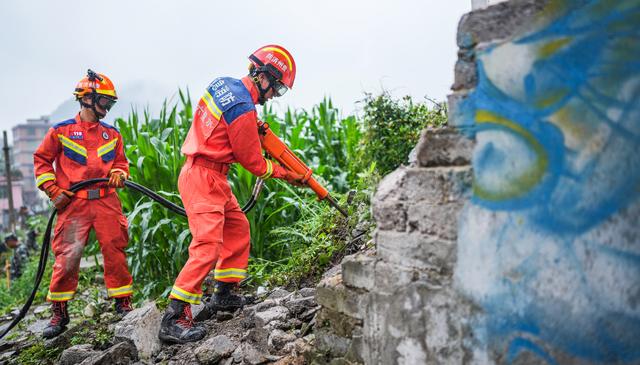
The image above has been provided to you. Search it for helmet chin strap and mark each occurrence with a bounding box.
[80,70,106,120]
[79,94,106,120]
[252,74,271,105]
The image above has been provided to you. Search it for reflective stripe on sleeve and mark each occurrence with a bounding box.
[36,173,56,187]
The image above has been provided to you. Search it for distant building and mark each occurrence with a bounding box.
[12,116,50,208]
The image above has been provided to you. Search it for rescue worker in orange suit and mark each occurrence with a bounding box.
[34,70,133,339]
[159,45,305,343]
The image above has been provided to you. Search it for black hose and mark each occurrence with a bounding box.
[0,177,260,339]
[240,179,265,213]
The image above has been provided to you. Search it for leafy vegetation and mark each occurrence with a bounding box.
[251,163,379,287]
[113,94,366,297]
[0,91,446,311]
[359,92,447,175]
[0,255,52,315]
[70,322,114,349]
[0,215,52,314]
[16,341,62,365]
[114,91,193,299]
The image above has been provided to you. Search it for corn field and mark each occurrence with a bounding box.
[114,92,363,298]
[0,91,445,310]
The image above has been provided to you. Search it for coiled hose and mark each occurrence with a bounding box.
[0,177,264,339]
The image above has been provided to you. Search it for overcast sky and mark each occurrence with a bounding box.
[0,1,470,131]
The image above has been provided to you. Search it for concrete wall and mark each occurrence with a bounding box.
[313,0,640,364]
[313,128,476,364]
[451,0,640,363]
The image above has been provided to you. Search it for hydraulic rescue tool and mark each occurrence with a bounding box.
[257,120,349,218]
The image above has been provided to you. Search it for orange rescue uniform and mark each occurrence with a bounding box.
[169,76,288,304]
[34,114,132,301]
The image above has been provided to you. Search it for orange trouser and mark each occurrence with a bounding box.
[169,158,250,304]
[47,192,132,302]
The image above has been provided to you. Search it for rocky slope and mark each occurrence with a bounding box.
[0,285,321,365]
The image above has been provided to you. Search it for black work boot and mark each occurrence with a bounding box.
[42,301,70,339]
[114,296,134,316]
[207,280,245,312]
[158,299,206,344]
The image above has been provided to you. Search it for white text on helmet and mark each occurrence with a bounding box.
[265,53,288,72]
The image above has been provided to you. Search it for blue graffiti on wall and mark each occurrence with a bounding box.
[455,0,640,363]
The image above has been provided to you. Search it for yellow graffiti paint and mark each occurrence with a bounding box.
[550,106,599,152]
[535,88,570,108]
[538,37,572,59]
[473,110,549,201]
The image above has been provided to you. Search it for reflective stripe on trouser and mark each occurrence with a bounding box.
[213,267,247,280]
[170,162,250,304]
[48,194,133,301]
[47,290,74,301]
[170,285,203,304]
[107,284,133,298]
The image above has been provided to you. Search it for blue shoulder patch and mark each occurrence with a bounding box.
[99,121,120,133]
[207,77,255,124]
[223,103,255,125]
[52,118,76,129]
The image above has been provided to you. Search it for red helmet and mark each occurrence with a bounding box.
[249,45,296,89]
[73,69,118,119]
[73,70,118,100]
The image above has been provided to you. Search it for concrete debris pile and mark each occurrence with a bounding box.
[0,287,320,365]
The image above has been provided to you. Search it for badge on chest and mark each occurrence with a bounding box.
[70,131,84,140]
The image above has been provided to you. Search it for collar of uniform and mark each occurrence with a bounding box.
[241,76,259,105]
[75,113,99,129]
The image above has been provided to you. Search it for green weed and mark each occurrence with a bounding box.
[16,341,62,365]
[248,164,379,287]
[359,92,447,175]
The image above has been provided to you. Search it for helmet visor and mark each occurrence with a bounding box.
[96,95,117,111]
[272,80,288,97]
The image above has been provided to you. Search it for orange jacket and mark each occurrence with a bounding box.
[181,76,287,180]
[34,114,129,190]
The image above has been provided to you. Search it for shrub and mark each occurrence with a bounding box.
[359,92,447,175]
